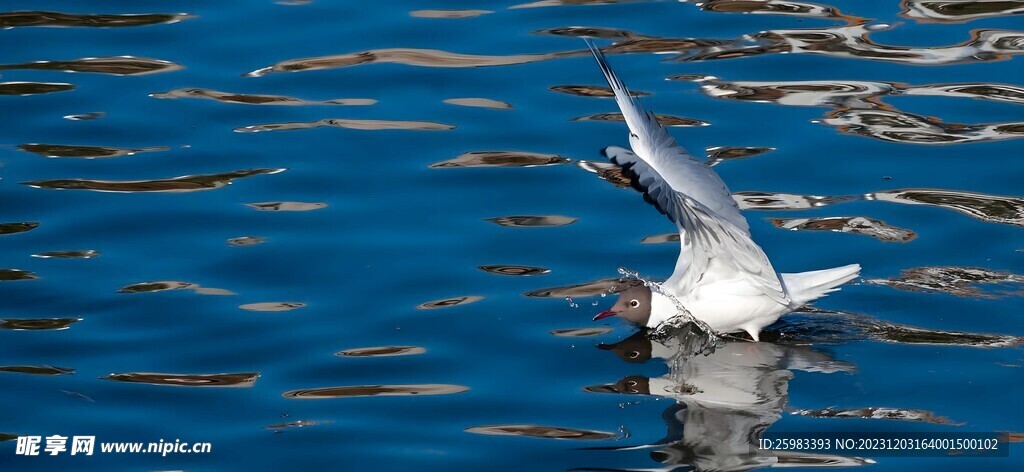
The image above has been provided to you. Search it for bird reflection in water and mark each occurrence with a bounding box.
[584,325,869,471]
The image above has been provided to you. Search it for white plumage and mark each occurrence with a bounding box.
[587,40,860,340]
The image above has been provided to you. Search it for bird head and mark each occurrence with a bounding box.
[594,285,652,326]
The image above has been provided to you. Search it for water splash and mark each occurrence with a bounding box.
[616,267,719,346]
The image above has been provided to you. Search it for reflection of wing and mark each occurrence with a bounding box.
[586,40,788,304]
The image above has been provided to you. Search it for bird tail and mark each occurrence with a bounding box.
[781,264,861,307]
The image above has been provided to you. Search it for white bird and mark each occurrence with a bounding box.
[586,40,861,341]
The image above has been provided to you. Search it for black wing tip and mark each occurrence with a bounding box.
[616,160,675,223]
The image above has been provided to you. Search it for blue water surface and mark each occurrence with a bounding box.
[1,0,1022,470]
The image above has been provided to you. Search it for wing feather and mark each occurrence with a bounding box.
[585,39,789,304]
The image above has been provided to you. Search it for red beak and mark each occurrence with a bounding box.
[593,310,618,321]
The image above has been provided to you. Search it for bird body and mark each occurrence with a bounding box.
[586,40,860,340]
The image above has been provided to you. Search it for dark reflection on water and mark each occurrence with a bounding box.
[534,25,654,39]
[0,81,74,95]
[705,146,774,166]
[409,9,494,19]
[63,112,105,121]
[430,151,569,168]
[239,302,306,312]
[0,365,75,376]
[235,118,453,132]
[32,250,100,259]
[266,419,325,431]
[477,264,551,276]
[283,384,469,398]
[868,266,1024,298]
[118,281,234,296]
[0,56,183,75]
[0,11,193,28]
[901,0,1024,23]
[769,216,917,242]
[641,233,680,244]
[572,112,708,127]
[18,143,169,159]
[701,78,1024,144]
[0,318,80,331]
[151,88,376,106]
[0,269,37,281]
[336,346,426,357]
[415,296,484,309]
[442,97,512,109]
[227,236,266,246]
[247,49,583,76]
[550,84,649,97]
[0,222,39,236]
[466,424,618,440]
[866,188,1024,227]
[487,215,578,227]
[23,168,285,192]
[245,202,327,211]
[104,372,260,387]
[762,309,1022,347]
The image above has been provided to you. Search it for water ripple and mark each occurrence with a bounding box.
[409,9,493,19]
[0,366,74,376]
[18,143,169,159]
[430,151,569,168]
[118,281,234,295]
[336,346,426,357]
[23,168,284,193]
[0,56,183,75]
[245,202,326,211]
[0,11,193,28]
[104,372,259,387]
[0,81,74,95]
[478,265,551,276]
[151,88,375,106]
[486,215,578,227]
[415,296,484,309]
[0,269,37,281]
[901,0,1024,23]
[283,384,468,398]
[0,318,80,331]
[0,222,39,236]
[550,85,648,97]
[32,250,100,259]
[702,78,1024,144]
[868,266,1024,298]
[442,97,512,109]
[239,302,306,312]
[769,216,917,242]
[793,407,962,425]
[465,424,617,440]
[247,49,581,76]
[235,118,453,132]
[572,112,707,127]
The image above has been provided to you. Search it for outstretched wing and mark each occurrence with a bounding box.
[586,39,789,304]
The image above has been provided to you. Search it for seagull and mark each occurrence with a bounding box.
[586,40,861,341]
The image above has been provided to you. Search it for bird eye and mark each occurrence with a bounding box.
[629,299,639,308]
[629,351,640,359]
